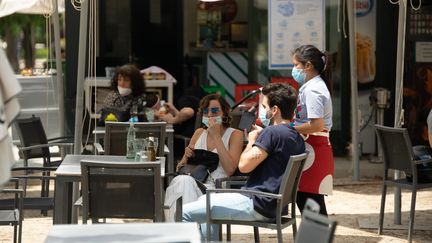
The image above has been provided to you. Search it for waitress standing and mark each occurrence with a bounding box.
[292,45,333,216]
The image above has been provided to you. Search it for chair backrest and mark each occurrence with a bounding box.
[278,153,308,215]
[374,125,415,175]
[104,122,166,156]
[14,116,50,160]
[295,199,337,243]
[80,160,162,222]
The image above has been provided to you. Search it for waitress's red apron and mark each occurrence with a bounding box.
[298,133,334,195]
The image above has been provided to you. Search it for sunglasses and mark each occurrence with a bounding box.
[203,107,220,114]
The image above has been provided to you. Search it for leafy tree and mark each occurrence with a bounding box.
[0,14,45,72]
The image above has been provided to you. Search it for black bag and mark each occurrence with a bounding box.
[177,149,219,183]
[407,145,432,183]
[97,107,130,126]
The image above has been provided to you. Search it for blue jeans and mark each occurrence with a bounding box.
[182,193,269,241]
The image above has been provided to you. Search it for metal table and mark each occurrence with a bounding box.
[53,154,165,224]
[45,222,201,243]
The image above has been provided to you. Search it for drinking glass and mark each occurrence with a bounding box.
[133,139,146,162]
[147,137,159,154]
[145,108,155,122]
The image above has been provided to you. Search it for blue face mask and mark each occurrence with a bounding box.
[202,116,222,127]
[258,109,272,127]
[292,67,306,85]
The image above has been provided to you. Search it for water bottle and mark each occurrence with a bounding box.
[126,121,136,159]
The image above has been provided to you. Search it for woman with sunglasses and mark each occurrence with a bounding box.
[164,93,244,222]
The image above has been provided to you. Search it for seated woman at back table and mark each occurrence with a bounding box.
[164,93,244,222]
[103,64,157,119]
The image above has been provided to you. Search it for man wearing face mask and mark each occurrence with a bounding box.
[182,83,305,241]
[102,64,156,120]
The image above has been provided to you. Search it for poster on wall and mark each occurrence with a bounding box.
[268,0,325,70]
[356,0,376,87]
[356,0,377,154]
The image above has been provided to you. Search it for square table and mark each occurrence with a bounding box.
[45,222,201,243]
[53,154,165,224]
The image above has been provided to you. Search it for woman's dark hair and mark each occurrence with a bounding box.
[110,64,145,97]
[262,83,297,120]
[198,93,232,127]
[292,45,333,94]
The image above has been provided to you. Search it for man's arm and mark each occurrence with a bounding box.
[238,125,268,173]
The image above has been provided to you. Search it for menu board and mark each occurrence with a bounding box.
[268,0,325,69]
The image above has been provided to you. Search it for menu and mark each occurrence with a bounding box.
[268,0,325,69]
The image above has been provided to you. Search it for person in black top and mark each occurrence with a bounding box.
[159,86,207,157]
[182,83,305,241]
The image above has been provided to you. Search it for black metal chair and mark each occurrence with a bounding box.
[80,160,163,223]
[0,179,23,243]
[205,153,308,243]
[0,167,56,216]
[374,125,432,243]
[294,199,337,243]
[14,116,73,202]
[99,121,166,156]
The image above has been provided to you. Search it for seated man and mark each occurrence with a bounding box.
[182,83,306,240]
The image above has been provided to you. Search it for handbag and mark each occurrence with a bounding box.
[177,149,219,183]
[97,107,130,126]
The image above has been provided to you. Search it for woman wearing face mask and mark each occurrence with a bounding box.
[164,93,244,222]
[291,45,333,216]
[103,64,154,116]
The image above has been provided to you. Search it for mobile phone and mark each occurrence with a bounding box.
[238,111,256,132]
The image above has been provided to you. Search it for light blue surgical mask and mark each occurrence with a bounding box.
[258,109,272,127]
[202,116,222,127]
[291,67,306,85]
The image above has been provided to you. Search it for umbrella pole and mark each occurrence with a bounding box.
[347,0,360,181]
[52,0,64,138]
[73,0,89,154]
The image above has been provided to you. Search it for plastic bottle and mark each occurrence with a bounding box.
[126,121,136,159]
[147,140,156,161]
[159,100,167,116]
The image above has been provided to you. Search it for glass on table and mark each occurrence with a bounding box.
[145,137,159,153]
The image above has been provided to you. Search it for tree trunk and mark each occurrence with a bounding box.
[4,26,20,73]
[22,23,35,68]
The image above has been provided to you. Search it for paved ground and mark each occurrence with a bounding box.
[1,157,431,242]
[1,177,431,243]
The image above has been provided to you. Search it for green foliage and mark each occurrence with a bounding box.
[35,47,48,59]
[0,14,45,38]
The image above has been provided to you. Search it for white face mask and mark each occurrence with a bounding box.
[202,116,223,127]
[118,86,132,96]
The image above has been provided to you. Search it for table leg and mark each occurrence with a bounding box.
[54,177,73,224]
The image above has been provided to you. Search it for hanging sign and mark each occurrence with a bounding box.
[268,0,325,69]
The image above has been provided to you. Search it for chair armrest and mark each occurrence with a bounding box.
[18,142,73,152]
[47,136,74,143]
[93,142,105,155]
[12,167,57,172]
[415,158,432,165]
[206,188,282,200]
[215,176,249,189]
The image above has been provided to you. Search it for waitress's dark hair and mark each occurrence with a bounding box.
[110,64,146,97]
[292,45,333,95]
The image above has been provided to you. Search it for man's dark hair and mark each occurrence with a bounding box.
[262,83,297,120]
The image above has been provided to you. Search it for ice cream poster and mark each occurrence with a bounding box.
[268,0,325,69]
[356,0,376,86]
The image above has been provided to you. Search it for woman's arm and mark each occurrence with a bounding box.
[176,128,204,171]
[294,117,325,134]
[208,128,244,176]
